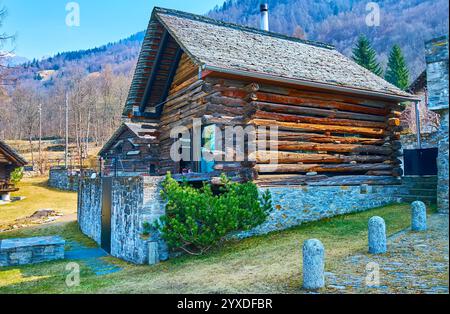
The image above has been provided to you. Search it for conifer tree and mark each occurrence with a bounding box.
[385,44,410,90]
[352,35,383,76]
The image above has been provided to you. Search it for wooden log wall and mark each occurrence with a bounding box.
[158,67,256,179]
[158,53,207,174]
[175,77,403,185]
[245,83,403,184]
[139,51,403,186]
[102,127,159,175]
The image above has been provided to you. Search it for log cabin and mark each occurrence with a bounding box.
[100,7,419,187]
[0,140,27,201]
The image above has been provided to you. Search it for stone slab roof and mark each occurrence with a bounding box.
[154,7,415,101]
[99,122,159,157]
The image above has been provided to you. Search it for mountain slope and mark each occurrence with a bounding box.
[9,31,145,83]
[7,0,449,86]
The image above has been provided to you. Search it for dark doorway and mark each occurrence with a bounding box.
[404,148,438,176]
[101,177,113,253]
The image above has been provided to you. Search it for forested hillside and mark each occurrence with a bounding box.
[209,0,449,79]
[1,0,448,152]
[11,32,145,82]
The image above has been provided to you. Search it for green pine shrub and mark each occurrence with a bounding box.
[10,167,24,185]
[155,173,272,255]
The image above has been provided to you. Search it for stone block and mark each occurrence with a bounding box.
[368,216,387,255]
[411,201,427,231]
[302,239,325,290]
[0,236,65,267]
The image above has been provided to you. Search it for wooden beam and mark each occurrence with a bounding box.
[251,119,386,137]
[256,163,394,174]
[140,30,169,112]
[156,47,183,116]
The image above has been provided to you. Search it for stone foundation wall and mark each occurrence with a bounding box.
[78,178,102,244]
[425,35,448,214]
[400,132,439,150]
[48,168,80,191]
[437,110,449,213]
[234,184,404,238]
[0,236,65,267]
[49,168,96,192]
[78,176,167,264]
[79,176,438,263]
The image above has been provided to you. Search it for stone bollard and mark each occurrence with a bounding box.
[302,239,325,290]
[411,201,427,232]
[368,216,387,254]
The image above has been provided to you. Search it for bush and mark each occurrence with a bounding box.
[10,167,24,185]
[155,173,272,255]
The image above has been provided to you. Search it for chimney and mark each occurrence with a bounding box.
[260,3,269,31]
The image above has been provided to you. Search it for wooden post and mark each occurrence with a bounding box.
[38,103,42,175]
[415,101,422,149]
[65,92,69,169]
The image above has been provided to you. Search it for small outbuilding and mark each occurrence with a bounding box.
[0,140,27,201]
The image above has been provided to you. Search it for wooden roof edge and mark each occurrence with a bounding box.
[99,122,159,157]
[201,65,421,103]
[0,140,28,166]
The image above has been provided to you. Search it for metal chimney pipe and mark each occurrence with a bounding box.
[260,3,269,31]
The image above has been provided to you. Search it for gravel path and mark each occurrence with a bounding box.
[324,213,449,294]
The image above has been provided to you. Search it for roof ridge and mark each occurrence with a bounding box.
[153,7,335,50]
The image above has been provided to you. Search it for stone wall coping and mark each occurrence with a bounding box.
[0,236,65,251]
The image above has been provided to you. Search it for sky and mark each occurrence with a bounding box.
[0,0,226,60]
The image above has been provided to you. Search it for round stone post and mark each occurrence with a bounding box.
[368,216,387,254]
[302,239,325,290]
[411,201,427,231]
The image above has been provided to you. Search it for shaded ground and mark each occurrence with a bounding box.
[324,213,449,294]
[1,203,447,294]
[65,241,122,276]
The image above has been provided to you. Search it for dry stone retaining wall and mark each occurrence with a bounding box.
[0,236,65,267]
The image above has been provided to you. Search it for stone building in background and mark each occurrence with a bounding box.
[425,35,449,214]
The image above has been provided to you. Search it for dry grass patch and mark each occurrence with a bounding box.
[0,177,77,226]
[0,203,422,294]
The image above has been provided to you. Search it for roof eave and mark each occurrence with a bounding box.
[98,124,129,157]
[202,65,420,103]
[0,142,28,166]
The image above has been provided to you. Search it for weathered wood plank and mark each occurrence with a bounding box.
[251,109,387,128]
[251,101,386,122]
[253,151,389,164]
[253,92,389,116]
[256,141,393,155]
[251,119,386,137]
[256,130,385,145]
[256,163,394,173]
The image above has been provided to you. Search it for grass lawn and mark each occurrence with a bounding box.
[0,203,430,294]
[0,177,77,226]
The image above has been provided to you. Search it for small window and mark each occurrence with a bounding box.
[201,124,216,173]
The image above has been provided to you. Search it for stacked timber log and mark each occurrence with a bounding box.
[185,78,403,185]
[128,51,403,186]
[245,84,403,185]
[101,122,160,175]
